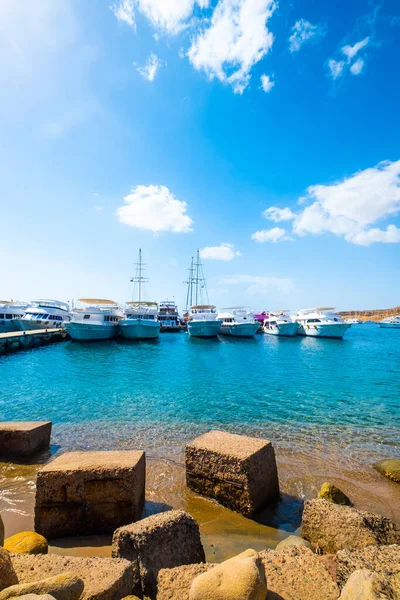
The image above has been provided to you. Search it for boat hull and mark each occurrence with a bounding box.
[379,322,400,328]
[264,322,299,337]
[14,319,65,331]
[65,322,118,341]
[119,319,160,339]
[187,320,221,338]
[297,323,350,339]
[219,323,259,337]
[0,321,19,334]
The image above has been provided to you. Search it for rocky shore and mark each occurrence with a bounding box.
[0,423,399,600]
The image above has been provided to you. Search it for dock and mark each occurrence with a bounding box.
[0,328,69,354]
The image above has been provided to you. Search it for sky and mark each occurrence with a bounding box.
[1,0,400,312]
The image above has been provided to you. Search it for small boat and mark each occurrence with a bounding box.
[119,249,160,340]
[0,301,29,333]
[14,300,70,331]
[343,318,362,324]
[218,307,259,337]
[263,311,299,337]
[379,315,400,328]
[65,299,122,341]
[158,300,181,332]
[185,250,221,338]
[293,308,350,339]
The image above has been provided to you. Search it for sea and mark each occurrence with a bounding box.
[1,323,399,560]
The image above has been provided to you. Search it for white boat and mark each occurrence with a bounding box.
[379,315,400,328]
[343,318,362,324]
[218,307,259,337]
[65,299,122,341]
[0,301,28,333]
[263,311,299,337]
[119,249,160,340]
[158,300,181,332]
[293,308,350,339]
[185,250,221,338]
[14,300,70,331]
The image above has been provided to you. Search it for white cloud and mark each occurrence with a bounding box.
[341,37,369,60]
[350,58,364,75]
[328,59,345,79]
[135,0,209,34]
[346,225,400,246]
[116,184,193,233]
[110,0,136,29]
[251,227,293,243]
[260,74,274,93]
[200,243,241,260]
[289,19,324,53]
[217,274,294,295]
[188,0,276,94]
[262,206,295,222]
[136,52,163,81]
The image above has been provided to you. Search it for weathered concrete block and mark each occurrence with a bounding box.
[35,450,145,538]
[112,509,205,599]
[157,564,215,600]
[185,430,279,517]
[336,545,400,591]
[0,422,52,458]
[11,554,134,600]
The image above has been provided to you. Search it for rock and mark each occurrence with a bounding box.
[276,535,313,551]
[0,573,84,600]
[318,483,352,506]
[189,549,267,600]
[0,514,4,546]
[0,422,52,459]
[5,595,56,600]
[4,532,48,555]
[259,546,339,600]
[336,545,400,592]
[0,548,18,592]
[318,554,337,583]
[185,430,279,518]
[112,509,205,599]
[35,450,145,538]
[301,499,399,554]
[157,564,215,600]
[11,554,134,600]
[374,460,400,484]
[339,569,397,599]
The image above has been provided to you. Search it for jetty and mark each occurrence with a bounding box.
[0,328,68,354]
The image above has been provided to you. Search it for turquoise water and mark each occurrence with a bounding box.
[1,324,399,462]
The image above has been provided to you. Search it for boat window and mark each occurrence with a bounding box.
[0,314,4,319]
[6,314,12,319]
[84,315,90,320]
[333,318,338,322]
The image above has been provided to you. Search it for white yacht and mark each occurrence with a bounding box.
[343,318,362,324]
[293,308,350,339]
[379,315,400,328]
[14,300,70,331]
[65,299,122,341]
[263,311,299,337]
[185,251,221,338]
[119,249,160,340]
[158,300,181,332]
[0,302,29,333]
[218,307,259,337]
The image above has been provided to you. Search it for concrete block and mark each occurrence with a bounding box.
[0,422,52,458]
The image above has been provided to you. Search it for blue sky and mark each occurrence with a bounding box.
[1,0,399,311]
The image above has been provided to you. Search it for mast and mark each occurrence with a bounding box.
[195,249,200,305]
[185,256,194,312]
[130,248,148,306]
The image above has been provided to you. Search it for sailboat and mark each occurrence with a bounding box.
[185,250,221,338]
[119,249,160,340]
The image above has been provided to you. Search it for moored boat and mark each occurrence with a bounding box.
[0,302,29,333]
[158,300,181,332]
[218,307,259,337]
[379,315,400,328]
[263,311,299,337]
[14,300,70,331]
[185,250,221,338]
[65,299,122,341]
[343,318,362,324]
[293,308,350,339]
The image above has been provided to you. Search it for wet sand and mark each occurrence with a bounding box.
[1,443,399,562]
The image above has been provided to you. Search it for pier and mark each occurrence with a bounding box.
[0,328,68,354]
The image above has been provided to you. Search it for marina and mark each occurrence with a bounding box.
[0,328,68,354]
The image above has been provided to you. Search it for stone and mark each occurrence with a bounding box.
[259,546,340,600]
[374,460,400,484]
[11,554,134,600]
[0,422,52,458]
[275,535,313,551]
[34,450,145,538]
[112,509,205,599]
[318,483,352,506]
[0,514,4,546]
[189,549,267,600]
[4,532,48,555]
[339,569,397,600]
[0,548,18,592]
[0,574,84,600]
[6,595,56,600]
[301,499,399,554]
[336,545,400,591]
[185,430,279,517]
[157,564,215,600]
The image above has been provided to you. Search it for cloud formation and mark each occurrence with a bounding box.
[200,243,241,260]
[217,274,294,295]
[262,206,295,221]
[260,74,274,93]
[136,52,163,81]
[328,36,369,79]
[289,19,325,53]
[110,0,135,29]
[252,228,293,243]
[116,184,193,233]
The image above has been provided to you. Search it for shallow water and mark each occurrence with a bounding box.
[1,324,399,559]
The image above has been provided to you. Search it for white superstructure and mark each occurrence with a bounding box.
[0,302,28,333]
[14,300,70,331]
[293,308,350,339]
[263,311,299,337]
[158,300,181,332]
[185,250,221,338]
[218,307,259,337]
[65,299,122,341]
[379,315,400,328]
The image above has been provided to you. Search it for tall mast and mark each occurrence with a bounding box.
[138,248,142,305]
[195,249,200,305]
[185,256,194,312]
[131,248,148,305]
